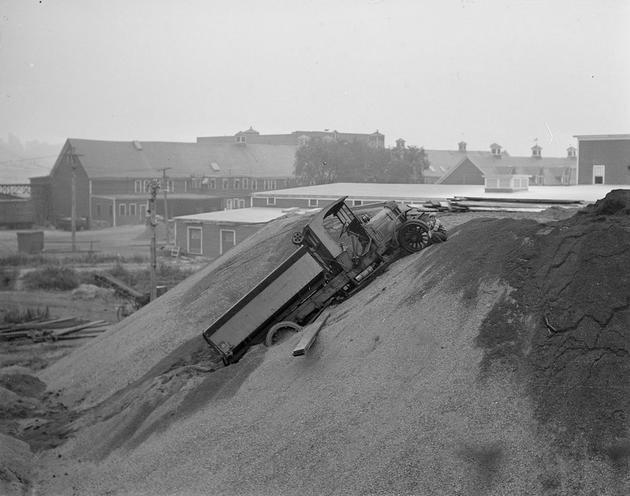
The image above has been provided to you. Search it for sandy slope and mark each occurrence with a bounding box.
[23,193,630,494]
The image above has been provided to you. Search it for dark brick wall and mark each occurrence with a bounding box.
[578,139,630,184]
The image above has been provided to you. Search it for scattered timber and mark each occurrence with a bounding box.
[0,317,110,342]
[293,311,330,357]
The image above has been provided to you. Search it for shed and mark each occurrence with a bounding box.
[173,208,289,258]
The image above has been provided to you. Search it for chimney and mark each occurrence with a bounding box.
[531,144,542,158]
[490,143,502,157]
[567,146,577,159]
[458,141,467,152]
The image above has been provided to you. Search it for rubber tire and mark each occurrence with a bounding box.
[291,231,304,245]
[265,321,302,347]
[397,220,431,253]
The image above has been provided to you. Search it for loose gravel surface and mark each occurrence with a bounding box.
[2,193,629,496]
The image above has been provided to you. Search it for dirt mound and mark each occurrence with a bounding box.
[583,188,630,216]
[0,433,32,496]
[40,213,312,407]
[32,196,630,495]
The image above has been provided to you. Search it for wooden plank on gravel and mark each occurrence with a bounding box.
[51,320,109,337]
[0,317,76,333]
[292,311,330,357]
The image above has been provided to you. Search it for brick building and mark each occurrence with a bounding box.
[574,134,630,184]
[36,138,298,228]
[197,127,385,149]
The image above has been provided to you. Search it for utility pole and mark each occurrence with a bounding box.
[148,179,159,301]
[66,145,80,252]
[159,167,172,244]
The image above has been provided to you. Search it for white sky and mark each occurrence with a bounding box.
[1,0,629,156]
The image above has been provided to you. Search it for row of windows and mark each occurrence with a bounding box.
[264,198,364,207]
[134,180,174,194]
[225,198,247,209]
[95,202,148,218]
[189,178,281,191]
[131,178,284,194]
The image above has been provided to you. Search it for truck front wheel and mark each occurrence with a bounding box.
[397,220,431,253]
[265,321,303,347]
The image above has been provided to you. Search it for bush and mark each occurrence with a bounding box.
[108,261,136,286]
[0,268,19,290]
[22,266,80,291]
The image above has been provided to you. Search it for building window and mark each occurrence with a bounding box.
[143,180,151,192]
[187,226,202,255]
[209,178,216,189]
[108,205,113,217]
[129,203,137,216]
[243,178,249,189]
[222,178,229,190]
[235,136,246,144]
[220,229,236,254]
[267,197,276,206]
[234,178,240,190]
[226,199,233,210]
[139,204,147,219]
[134,180,142,193]
[168,180,174,192]
[119,203,127,216]
[96,204,102,217]
[593,165,605,184]
[237,199,246,208]
[353,200,363,206]
[308,199,318,207]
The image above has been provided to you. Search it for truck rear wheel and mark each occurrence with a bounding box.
[397,220,431,253]
[265,321,303,347]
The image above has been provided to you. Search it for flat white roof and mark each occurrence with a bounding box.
[174,207,287,224]
[573,134,630,141]
[254,183,628,203]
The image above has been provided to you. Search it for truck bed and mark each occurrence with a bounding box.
[202,246,324,360]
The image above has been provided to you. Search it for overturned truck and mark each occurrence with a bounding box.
[203,197,439,363]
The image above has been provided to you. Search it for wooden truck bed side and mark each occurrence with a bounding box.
[203,246,324,359]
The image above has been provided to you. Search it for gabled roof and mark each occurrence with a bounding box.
[51,139,297,179]
[424,150,495,179]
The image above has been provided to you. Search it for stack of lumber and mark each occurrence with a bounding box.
[0,317,110,342]
[448,196,583,213]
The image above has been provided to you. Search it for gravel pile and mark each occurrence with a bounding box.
[28,193,630,495]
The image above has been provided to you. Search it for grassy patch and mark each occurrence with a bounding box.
[86,262,195,294]
[22,266,80,291]
[3,306,50,324]
[0,252,149,267]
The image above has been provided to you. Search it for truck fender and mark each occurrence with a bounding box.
[265,321,303,347]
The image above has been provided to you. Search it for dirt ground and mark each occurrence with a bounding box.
[0,224,154,258]
[1,196,628,496]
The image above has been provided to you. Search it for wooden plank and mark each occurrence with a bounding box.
[292,311,330,357]
[0,317,76,333]
[94,272,146,300]
[51,320,108,337]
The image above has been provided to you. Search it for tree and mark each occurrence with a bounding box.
[293,137,430,185]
